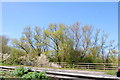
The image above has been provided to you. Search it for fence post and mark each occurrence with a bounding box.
[73,64,74,69]
[104,64,105,71]
[88,64,89,69]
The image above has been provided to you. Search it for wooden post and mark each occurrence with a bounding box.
[73,64,74,69]
[88,64,89,69]
[104,64,105,71]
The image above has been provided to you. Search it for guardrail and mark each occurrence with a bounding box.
[0,65,120,80]
[54,62,118,70]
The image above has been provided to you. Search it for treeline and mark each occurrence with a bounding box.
[0,22,118,65]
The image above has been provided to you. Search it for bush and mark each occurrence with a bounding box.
[22,71,48,80]
[4,48,25,65]
[11,67,31,77]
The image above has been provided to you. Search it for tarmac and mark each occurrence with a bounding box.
[1,65,120,80]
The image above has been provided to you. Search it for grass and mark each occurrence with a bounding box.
[59,68,117,76]
[0,62,19,66]
[105,70,117,75]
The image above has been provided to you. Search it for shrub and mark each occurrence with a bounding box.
[36,54,49,67]
[22,71,48,80]
[11,67,31,77]
[4,48,26,65]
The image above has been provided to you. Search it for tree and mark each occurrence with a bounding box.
[0,35,11,62]
[5,48,25,65]
[99,32,108,63]
[1,35,10,54]
[105,40,118,63]
[10,22,118,66]
[70,22,81,51]
[43,24,68,63]
[79,25,93,61]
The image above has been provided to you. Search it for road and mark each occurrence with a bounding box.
[0,65,120,80]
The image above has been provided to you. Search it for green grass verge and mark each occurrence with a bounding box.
[105,70,117,75]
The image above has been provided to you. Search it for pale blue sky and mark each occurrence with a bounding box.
[2,2,118,44]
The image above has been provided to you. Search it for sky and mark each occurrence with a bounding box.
[2,2,118,44]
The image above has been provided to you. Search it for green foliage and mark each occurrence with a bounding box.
[3,22,118,66]
[11,67,31,77]
[0,35,11,54]
[22,71,48,80]
[0,70,19,78]
[1,67,48,79]
[4,48,25,65]
[105,70,117,75]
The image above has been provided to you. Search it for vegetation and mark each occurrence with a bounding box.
[0,67,48,80]
[0,35,11,54]
[0,35,11,62]
[0,71,17,78]
[11,67,31,77]
[105,70,117,75]
[0,22,118,66]
[22,71,48,80]
[0,67,116,80]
